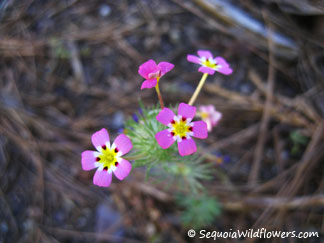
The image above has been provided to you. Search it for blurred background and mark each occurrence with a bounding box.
[0,0,324,242]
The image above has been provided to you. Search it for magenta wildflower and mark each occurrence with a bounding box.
[187,50,232,75]
[155,103,208,156]
[81,128,132,187]
[198,105,222,132]
[138,59,174,90]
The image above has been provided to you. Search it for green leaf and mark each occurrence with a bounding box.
[290,131,309,145]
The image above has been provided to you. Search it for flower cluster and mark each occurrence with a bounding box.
[81,50,232,187]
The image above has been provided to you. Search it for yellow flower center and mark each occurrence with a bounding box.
[200,112,209,120]
[201,59,217,69]
[97,147,118,169]
[172,119,192,138]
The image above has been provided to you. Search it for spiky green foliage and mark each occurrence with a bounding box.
[124,104,178,168]
[176,193,221,229]
[154,159,215,193]
[125,104,221,228]
[124,104,215,192]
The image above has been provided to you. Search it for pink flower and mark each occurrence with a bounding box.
[155,103,208,156]
[198,105,222,132]
[81,128,132,187]
[138,59,174,89]
[187,50,232,75]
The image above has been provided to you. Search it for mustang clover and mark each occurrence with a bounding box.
[81,49,232,187]
[138,59,174,89]
[138,59,174,109]
[187,50,232,75]
[155,103,208,156]
[81,128,132,187]
[197,105,222,132]
[187,50,233,105]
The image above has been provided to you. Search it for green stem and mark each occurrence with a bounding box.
[155,77,164,109]
[188,73,209,106]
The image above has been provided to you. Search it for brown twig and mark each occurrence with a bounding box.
[204,83,314,131]
[248,13,275,184]
[249,69,322,125]
[223,194,324,211]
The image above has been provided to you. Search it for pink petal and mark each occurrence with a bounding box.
[205,105,215,112]
[192,121,208,139]
[187,55,201,64]
[138,59,158,79]
[93,169,112,187]
[217,66,233,75]
[197,50,213,59]
[211,111,222,125]
[215,57,233,75]
[205,120,213,132]
[215,57,229,67]
[113,134,132,155]
[178,103,196,120]
[177,138,197,156]
[141,79,157,89]
[198,66,215,75]
[158,62,174,76]
[156,108,175,125]
[81,150,97,171]
[199,105,213,114]
[155,129,175,149]
[113,159,132,180]
[92,128,110,150]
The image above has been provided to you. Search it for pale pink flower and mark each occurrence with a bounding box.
[138,59,174,89]
[187,50,232,75]
[198,105,222,132]
[81,128,132,187]
[155,103,208,156]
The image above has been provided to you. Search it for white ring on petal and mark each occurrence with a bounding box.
[186,119,193,125]
[215,65,222,70]
[208,58,216,64]
[187,131,194,137]
[98,164,104,171]
[93,151,101,157]
[111,143,116,150]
